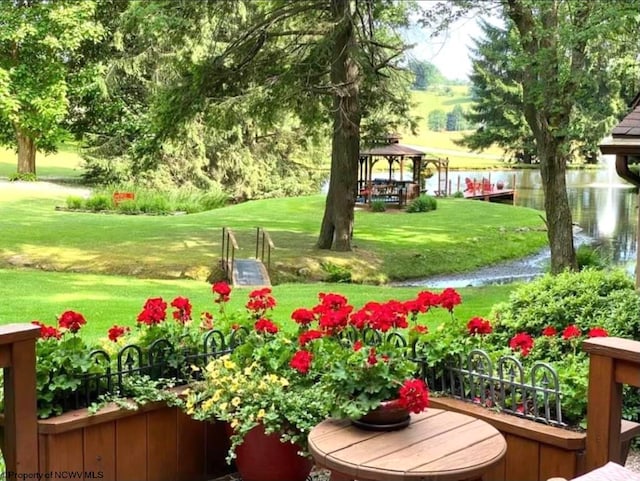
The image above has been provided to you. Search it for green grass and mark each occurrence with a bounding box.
[0,186,547,283]
[0,268,515,341]
[0,144,84,180]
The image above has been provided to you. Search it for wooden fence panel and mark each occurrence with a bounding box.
[116,415,148,480]
[504,434,539,481]
[147,409,178,481]
[177,411,207,481]
[83,422,116,481]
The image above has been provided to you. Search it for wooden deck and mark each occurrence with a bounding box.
[464,188,515,204]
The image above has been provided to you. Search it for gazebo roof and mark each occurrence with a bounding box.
[610,104,640,138]
[360,143,426,157]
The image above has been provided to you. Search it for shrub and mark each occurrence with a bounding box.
[452,191,464,198]
[406,195,437,213]
[576,244,607,270]
[66,196,84,210]
[84,194,112,212]
[370,200,386,212]
[321,262,352,283]
[490,269,640,342]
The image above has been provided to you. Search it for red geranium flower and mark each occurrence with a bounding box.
[291,308,315,325]
[246,288,276,317]
[171,296,192,323]
[212,282,231,303]
[439,288,462,312]
[58,310,87,333]
[509,332,534,357]
[415,290,440,312]
[398,379,430,414]
[136,297,167,325]
[587,327,609,338]
[299,329,323,346]
[541,326,557,337]
[411,324,428,334]
[353,340,363,351]
[562,325,581,340]
[108,325,130,342]
[467,317,492,335]
[290,350,313,374]
[367,347,378,365]
[32,320,61,340]
[254,318,278,334]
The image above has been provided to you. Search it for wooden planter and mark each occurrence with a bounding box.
[429,397,587,481]
[2,400,233,481]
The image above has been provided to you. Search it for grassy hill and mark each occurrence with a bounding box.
[400,86,507,169]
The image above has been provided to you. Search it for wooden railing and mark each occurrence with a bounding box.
[0,323,40,477]
[255,227,274,274]
[583,337,640,472]
[220,227,238,282]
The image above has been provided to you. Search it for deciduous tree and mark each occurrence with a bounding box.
[0,1,103,174]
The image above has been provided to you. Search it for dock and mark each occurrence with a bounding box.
[463,189,515,204]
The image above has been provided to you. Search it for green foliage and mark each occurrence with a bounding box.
[67,185,228,215]
[84,193,111,212]
[321,262,352,283]
[427,109,446,131]
[445,105,468,131]
[407,59,445,90]
[452,191,464,198]
[406,195,437,213]
[65,196,84,210]
[576,244,608,271]
[370,200,386,212]
[8,172,37,181]
[0,1,103,169]
[490,269,640,342]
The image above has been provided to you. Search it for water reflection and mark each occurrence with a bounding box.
[425,161,638,268]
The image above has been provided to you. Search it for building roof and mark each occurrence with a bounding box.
[360,143,426,156]
[611,104,640,138]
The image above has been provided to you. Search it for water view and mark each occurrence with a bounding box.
[417,156,639,286]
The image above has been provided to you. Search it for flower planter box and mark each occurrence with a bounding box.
[1,399,233,481]
[429,397,586,481]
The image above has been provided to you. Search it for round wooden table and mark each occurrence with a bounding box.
[308,408,507,481]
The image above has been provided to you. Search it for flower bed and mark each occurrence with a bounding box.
[2,269,639,480]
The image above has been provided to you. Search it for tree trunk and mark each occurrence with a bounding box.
[316,0,360,251]
[17,130,36,175]
[538,135,577,273]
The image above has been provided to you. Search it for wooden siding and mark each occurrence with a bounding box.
[35,403,231,481]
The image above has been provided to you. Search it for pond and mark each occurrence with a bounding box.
[414,156,639,286]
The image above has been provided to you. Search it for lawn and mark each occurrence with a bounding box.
[0,268,514,341]
[0,185,547,284]
[0,144,84,179]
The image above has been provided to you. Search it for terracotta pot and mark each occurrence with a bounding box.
[228,424,313,481]
[352,399,410,431]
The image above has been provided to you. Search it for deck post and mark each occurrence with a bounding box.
[0,323,40,478]
[583,337,640,473]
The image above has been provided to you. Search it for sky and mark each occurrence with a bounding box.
[404,17,484,81]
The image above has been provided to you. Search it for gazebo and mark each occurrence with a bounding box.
[599,91,640,286]
[357,134,449,206]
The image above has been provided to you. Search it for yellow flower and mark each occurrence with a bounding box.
[231,397,241,407]
[256,408,266,419]
[219,402,228,412]
[279,377,289,387]
[230,418,239,429]
[243,366,253,375]
[212,390,222,402]
[223,358,236,369]
[202,398,215,412]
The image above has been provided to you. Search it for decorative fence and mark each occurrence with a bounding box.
[58,328,248,412]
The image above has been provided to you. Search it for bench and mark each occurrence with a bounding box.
[112,192,135,206]
[621,419,640,462]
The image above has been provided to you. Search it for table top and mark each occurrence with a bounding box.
[308,408,507,481]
